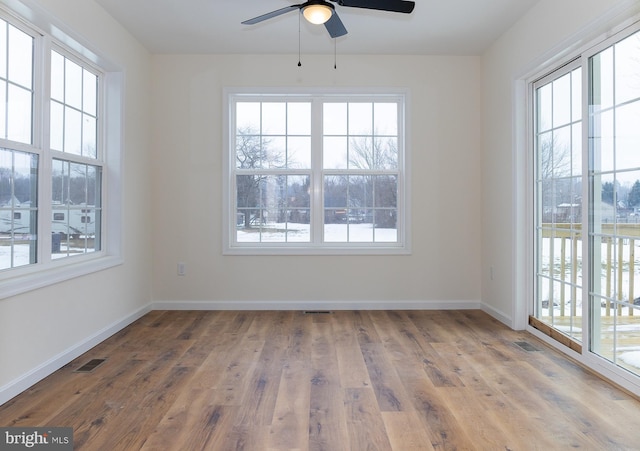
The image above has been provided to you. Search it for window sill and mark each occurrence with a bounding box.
[0,254,123,300]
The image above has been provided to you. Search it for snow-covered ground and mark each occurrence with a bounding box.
[236,222,397,243]
[620,350,640,369]
[0,239,92,269]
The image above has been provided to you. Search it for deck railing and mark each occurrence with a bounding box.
[542,223,640,317]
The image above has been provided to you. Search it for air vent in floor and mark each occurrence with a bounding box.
[514,341,540,352]
[74,358,107,373]
[303,311,332,314]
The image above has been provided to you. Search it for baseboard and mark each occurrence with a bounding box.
[151,299,482,311]
[0,303,152,406]
[480,302,513,328]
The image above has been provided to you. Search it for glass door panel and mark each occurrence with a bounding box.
[589,30,640,377]
[534,66,584,343]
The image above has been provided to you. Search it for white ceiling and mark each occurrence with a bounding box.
[94,0,540,55]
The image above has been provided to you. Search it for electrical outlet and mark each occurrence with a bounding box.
[177,262,186,276]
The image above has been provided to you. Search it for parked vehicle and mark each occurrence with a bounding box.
[0,206,97,238]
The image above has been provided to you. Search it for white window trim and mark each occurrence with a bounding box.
[222,87,411,256]
[0,2,123,299]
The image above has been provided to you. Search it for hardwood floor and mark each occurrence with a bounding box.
[1,310,640,450]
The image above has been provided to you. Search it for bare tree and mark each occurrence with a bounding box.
[538,133,581,222]
[348,136,397,171]
[235,127,284,228]
[346,136,398,227]
[538,133,571,180]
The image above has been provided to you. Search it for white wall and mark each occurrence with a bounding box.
[481,0,640,327]
[151,54,483,308]
[0,0,152,401]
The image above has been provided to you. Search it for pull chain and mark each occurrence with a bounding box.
[298,12,302,67]
[334,38,337,69]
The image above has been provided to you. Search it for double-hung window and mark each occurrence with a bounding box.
[225,91,409,255]
[49,49,102,259]
[0,7,119,296]
[0,19,37,270]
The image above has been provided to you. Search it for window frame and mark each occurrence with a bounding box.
[223,88,411,255]
[0,5,123,299]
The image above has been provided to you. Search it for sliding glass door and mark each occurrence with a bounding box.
[533,25,640,380]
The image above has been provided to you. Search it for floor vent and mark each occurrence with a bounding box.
[514,341,540,352]
[304,311,332,314]
[74,358,107,373]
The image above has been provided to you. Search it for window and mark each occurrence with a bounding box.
[0,20,36,270]
[225,91,408,254]
[50,50,102,259]
[0,148,37,269]
[0,6,122,296]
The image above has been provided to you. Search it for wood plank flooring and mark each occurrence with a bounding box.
[1,310,640,450]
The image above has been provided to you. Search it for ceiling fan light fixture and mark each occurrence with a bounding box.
[302,4,333,25]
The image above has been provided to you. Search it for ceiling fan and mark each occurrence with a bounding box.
[241,0,416,38]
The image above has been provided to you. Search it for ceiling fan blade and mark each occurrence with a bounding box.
[241,5,301,25]
[324,12,348,38]
[333,0,415,14]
